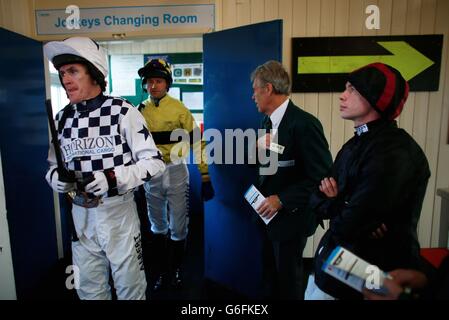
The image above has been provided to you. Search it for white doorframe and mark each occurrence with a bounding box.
[0,150,17,300]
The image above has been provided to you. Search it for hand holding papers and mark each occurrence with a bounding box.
[244,185,278,225]
[323,246,392,295]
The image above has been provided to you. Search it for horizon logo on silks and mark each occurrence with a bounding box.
[61,136,116,162]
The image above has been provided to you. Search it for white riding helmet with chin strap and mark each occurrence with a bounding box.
[44,37,108,78]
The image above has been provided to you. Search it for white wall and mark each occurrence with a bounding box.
[100,37,203,54]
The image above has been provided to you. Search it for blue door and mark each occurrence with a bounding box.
[0,28,57,299]
[203,20,282,298]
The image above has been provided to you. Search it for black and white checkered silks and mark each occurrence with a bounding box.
[47,96,164,195]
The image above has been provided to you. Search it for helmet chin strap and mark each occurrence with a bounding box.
[150,94,166,107]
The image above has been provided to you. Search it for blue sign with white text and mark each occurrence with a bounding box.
[35,4,215,35]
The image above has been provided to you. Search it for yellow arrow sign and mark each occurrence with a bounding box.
[298,41,434,81]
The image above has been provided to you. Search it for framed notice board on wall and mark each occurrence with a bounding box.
[108,52,203,112]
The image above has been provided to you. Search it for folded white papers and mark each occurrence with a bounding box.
[323,246,391,295]
[244,185,277,225]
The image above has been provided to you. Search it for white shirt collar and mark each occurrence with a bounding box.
[269,98,289,130]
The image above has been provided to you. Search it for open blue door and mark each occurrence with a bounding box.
[0,28,57,299]
[203,20,282,298]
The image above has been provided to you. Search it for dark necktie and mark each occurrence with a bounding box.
[259,117,272,186]
[263,116,272,130]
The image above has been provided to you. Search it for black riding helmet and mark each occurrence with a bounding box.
[138,58,173,92]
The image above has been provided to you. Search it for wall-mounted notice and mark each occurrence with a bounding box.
[183,92,203,110]
[172,63,203,85]
[169,87,181,100]
[110,55,143,96]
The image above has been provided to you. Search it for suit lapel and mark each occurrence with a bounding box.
[277,100,294,134]
[272,100,295,152]
[259,100,293,186]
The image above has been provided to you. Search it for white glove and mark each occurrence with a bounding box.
[85,171,109,196]
[45,167,75,193]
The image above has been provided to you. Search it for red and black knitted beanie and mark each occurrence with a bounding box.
[348,62,410,120]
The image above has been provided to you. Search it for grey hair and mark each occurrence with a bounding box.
[250,60,291,95]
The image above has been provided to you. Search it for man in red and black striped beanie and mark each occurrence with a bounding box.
[347,62,409,121]
[305,62,432,300]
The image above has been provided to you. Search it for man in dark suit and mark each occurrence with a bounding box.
[250,60,332,299]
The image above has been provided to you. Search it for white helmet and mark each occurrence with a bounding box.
[43,37,108,79]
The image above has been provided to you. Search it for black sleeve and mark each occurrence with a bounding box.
[278,116,333,212]
[329,139,426,242]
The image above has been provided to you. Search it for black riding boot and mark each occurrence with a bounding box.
[169,239,186,289]
[151,233,169,292]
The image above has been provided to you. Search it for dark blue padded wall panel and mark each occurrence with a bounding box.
[203,20,282,298]
[0,28,57,299]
